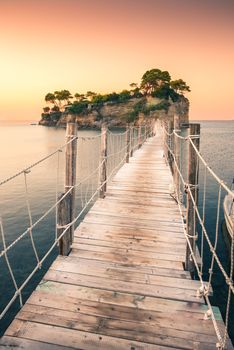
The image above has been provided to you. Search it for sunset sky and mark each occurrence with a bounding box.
[0,0,233,121]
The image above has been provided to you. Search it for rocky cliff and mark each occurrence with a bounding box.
[39,96,189,128]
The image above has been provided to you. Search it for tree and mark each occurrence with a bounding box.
[74,93,86,102]
[129,83,138,89]
[51,105,60,112]
[140,69,171,95]
[129,83,142,97]
[86,91,97,101]
[54,90,73,105]
[45,90,73,111]
[119,90,131,102]
[170,79,191,94]
[43,106,50,113]
[67,101,87,114]
[45,93,57,106]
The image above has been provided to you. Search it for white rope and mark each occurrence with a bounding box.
[107,129,128,136]
[201,165,207,275]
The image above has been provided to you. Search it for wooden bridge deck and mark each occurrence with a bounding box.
[1,133,232,349]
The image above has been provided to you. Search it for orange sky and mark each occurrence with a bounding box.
[0,0,233,121]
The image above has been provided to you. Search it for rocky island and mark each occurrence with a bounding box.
[39,68,190,128]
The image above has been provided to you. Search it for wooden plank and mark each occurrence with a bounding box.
[89,208,182,224]
[76,222,186,241]
[55,255,191,279]
[107,185,172,195]
[73,237,186,254]
[91,200,182,220]
[83,213,184,234]
[70,243,185,262]
[0,336,73,350]
[69,247,185,269]
[105,194,179,208]
[34,280,209,314]
[44,269,202,303]
[5,319,176,350]
[11,308,221,350]
[50,257,208,292]
[26,289,216,328]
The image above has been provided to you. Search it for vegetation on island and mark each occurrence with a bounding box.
[41,68,190,124]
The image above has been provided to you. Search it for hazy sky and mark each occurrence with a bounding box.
[0,0,233,121]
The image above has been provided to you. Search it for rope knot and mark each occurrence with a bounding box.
[184,184,189,194]
[197,285,208,298]
[204,309,212,320]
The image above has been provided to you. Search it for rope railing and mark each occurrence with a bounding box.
[0,121,155,326]
[161,120,234,350]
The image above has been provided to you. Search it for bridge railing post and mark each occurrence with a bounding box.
[144,124,146,141]
[126,124,130,163]
[58,121,78,255]
[130,124,134,158]
[185,123,201,274]
[167,119,173,170]
[153,119,157,136]
[99,123,107,199]
[173,114,180,200]
[138,124,142,149]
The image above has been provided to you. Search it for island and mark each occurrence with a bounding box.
[39,68,190,128]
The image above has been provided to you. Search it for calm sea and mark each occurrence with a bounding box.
[0,120,233,341]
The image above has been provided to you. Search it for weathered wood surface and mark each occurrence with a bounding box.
[1,132,232,349]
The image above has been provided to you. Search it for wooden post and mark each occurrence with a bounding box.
[138,124,142,149]
[58,193,71,255]
[153,119,157,136]
[99,123,107,198]
[58,121,78,255]
[173,114,180,200]
[145,124,149,139]
[125,124,130,163]
[130,125,134,158]
[144,124,147,143]
[168,119,173,170]
[185,123,201,274]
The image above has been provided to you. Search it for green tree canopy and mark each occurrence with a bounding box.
[45,93,56,105]
[140,69,171,95]
[86,91,97,100]
[43,106,50,113]
[45,90,72,110]
[67,101,87,114]
[170,79,191,94]
[74,93,86,102]
[54,90,73,104]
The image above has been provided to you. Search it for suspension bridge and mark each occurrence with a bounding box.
[0,118,233,349]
